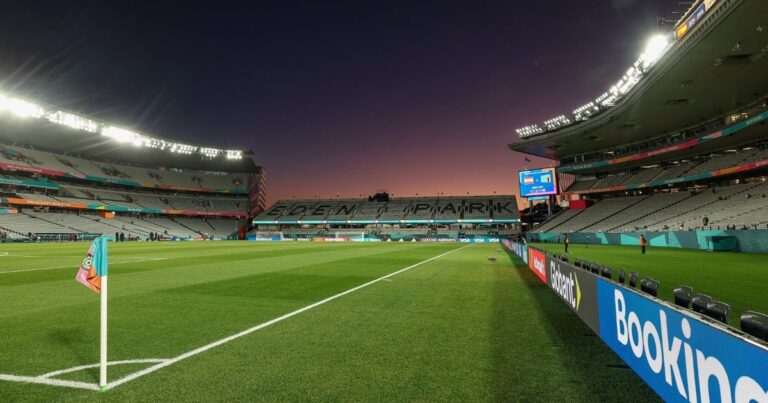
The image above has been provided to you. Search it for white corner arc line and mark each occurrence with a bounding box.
[105,244,472,390]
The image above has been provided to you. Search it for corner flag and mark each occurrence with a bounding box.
[74,236,110,390]
[75,236,109,292]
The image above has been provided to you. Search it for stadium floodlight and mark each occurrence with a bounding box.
[740,311,768,341]
[0,91,247,160]
[543,115,571,131]
[640,34,670,69]
[515,124,544,138]
[226,150,243,160]
[673,285,693,308]
[102,126,142,146]
[200,147,222,158]
[46,111,99,133]
[1,96,45,119]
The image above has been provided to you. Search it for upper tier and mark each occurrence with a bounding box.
[510,0,768,160]
[0,143,250,194]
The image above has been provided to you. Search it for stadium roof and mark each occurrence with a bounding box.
[0,92,258,173]
[509,0,768,160]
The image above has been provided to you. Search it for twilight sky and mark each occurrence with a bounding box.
[0,0,680,205]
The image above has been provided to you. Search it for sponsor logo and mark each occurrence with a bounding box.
[528,249,547,283]
[599,283,768,403]
[550,260,581,310]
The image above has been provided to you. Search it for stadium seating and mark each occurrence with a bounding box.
[255,196,519,223]
[537,181,768,233]
[0,143,249,191]
[550,196,647,233]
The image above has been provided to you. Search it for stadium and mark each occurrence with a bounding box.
[2,0,768,401]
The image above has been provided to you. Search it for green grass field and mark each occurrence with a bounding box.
[0,241,658,402]
[531,242,768,328]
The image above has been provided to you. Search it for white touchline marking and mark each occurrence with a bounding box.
[0,257,169,275]
[0,359,170,392]
[104,244,471,390]
[0,244,471,392]
[0,374,99,391]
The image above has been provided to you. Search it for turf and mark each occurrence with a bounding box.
[0,241,658,401]
[530,242,768,328]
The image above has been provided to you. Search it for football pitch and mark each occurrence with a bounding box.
[530,242,768,328]
[0,241,658,402]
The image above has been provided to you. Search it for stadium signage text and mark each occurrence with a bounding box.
[504,244,768,402]
[528,249,547,284]
[599,281,768,403]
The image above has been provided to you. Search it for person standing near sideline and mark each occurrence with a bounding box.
[564,233,569,253]
[585,234,590,248]
[640,234,647,254]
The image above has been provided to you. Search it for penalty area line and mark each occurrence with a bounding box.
[105,244,472,390]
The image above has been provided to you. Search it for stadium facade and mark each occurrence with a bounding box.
[0,92,265,241]
[251,193,520,241]
[511,0,768,252]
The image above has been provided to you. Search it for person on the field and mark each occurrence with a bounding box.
[564,234,569,253]
[640,234,647,254]
[585,234,589,248]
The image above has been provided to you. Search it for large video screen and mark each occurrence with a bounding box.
[518,167,558,197]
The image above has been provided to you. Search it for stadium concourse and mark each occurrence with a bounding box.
[0,93,265,242]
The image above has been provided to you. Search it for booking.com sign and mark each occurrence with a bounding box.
[598,280,768,403]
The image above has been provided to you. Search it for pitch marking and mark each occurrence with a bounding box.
[0,257,168,274]
[0,244,471,391]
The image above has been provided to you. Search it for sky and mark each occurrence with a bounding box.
[0,0,681,205]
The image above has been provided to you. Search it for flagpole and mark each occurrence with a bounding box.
[100,241,108,391]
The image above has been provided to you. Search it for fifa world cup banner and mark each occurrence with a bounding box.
[597,280,768,403]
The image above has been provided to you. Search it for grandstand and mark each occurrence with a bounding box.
[252,194,520,239]
[0,92,265,241]
[510,0,768,242]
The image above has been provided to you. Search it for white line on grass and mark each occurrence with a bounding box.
[0,374,100,391]
[0,244,470,392]
[0,257,168,275]
[104,244,471,390]
[40,359,169,379]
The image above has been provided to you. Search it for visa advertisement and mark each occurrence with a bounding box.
[519,168,558,197]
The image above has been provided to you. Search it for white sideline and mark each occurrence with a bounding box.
[0,374,99,391]
[0,244,470,392]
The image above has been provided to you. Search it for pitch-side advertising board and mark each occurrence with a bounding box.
[504,243,768,401]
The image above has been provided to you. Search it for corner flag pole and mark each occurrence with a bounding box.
[100,274,107,389]
[99,237,108,391]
